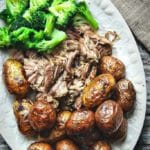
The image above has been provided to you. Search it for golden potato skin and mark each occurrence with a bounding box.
[95,100,123,134]
[100,56,125,81]
[115,79,136,113]
[28,100,56,131]
[3,59,29,97]
[28,142,53,150]
[13,99,35,136]
[56,139,79,150]
[66,110,95,136]
[90,141,111,150]
[82,74,116,108]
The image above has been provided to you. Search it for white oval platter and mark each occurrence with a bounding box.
[0,0,147,150]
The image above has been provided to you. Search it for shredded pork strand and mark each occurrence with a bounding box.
[12,25,112,111]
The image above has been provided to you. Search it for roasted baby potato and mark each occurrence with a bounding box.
[28,142,53,150]
[99,56,125,81]
[56,139,79,150]
[115,79,136,112]
[28,100,56,131]
[39,111,72,142]
[95,100,123,134]
[13,99,35,136]
[71,127,101,146]
[3,59,29,97]
[90,140,111,150]
[66,110,95,136]
[108,118,127,141]
[82,74,116,108]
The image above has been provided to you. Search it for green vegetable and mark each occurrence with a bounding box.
[49,0,77,28]
[23,0,50,21]
[77,1,98,30]
[0,27,11,48]
[44,14,55,38]
[36,29,67,52]
[9,16,31,31]
[6,0,29,22]
[11,27,44,48]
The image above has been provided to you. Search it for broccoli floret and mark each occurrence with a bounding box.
[44,14,55,38]
[51,0,66,6]
[77,1,98,30]
[0,27,11,48]
[6,0,29,20]
[0,9,12,23]
[36,29,67,52]
[11,27,44,48]
[9,16,31,31]
[49,0,77,28]
[23,0,50,21]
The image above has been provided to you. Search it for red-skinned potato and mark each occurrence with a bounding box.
[66,110,95,136]
[99,56,125,81]
[82,74,116,109]
[27,142,53,150]
[56,139,79,150]
[90,140,111,150]
[28,100,56,131]
[115,79,136,113]
[95,100,123,134]
[3,59,29,97]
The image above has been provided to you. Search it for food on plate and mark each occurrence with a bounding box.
[56,139,79,150]
[108,118,127,141]
[90,140,111,150]
[28,100,56,131]
[66,110,95,136]
[82,74,116,108]
[95,100,124,134]
[0,0,137,149]
[115,79,136,112]
[99,56,125,81]
[28,142,53,150]
[39,111,72,142]
[13,99,35,136]
[3,59,29,97]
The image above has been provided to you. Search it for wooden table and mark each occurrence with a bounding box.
[0,41,150,150]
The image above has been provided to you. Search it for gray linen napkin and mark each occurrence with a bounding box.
[111,0,150,52]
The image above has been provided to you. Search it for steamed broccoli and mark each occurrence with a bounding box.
[6,0,29,22]
[36,29,67,52]
[44,14,55,38]
[9,16,31,31]
[0,27,11,48]
[77,1,98,30]
[23,0,50,21]
[11,27,44,48]
[49,0,77,28]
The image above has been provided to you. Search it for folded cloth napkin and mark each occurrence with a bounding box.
[111,0,150,52]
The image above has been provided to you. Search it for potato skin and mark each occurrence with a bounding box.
[90,141,111,150]
[56,139,79,150]
[28,100,56,131]
[100,56,125,81]
[82,74,116,108]
[40,111,72,142]
[66,110,95,136]
[95,100,123,134]
[108,118,127,141]
[28,142,53,150]
[3,59,29,97]
[115,79,136,112]
[13,99,35,136]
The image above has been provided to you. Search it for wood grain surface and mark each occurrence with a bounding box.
[0,41,149,150]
